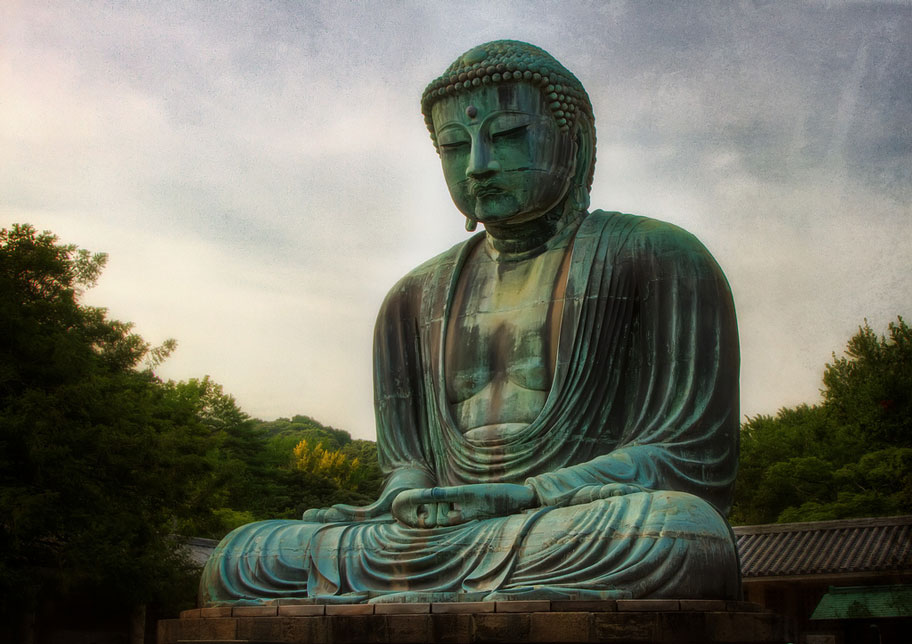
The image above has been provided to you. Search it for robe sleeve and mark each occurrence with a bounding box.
[526,218,740,516]
[373,274,437,494]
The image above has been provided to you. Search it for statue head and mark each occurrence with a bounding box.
[421,41,596,231]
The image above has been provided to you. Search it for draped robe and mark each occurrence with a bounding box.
[199,211,742,605]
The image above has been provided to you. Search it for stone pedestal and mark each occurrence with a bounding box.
[158,599,794,643]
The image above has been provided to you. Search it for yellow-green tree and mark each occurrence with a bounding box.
[292,438,362,489]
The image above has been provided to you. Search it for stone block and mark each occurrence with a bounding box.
[282,616,329,644]
[385,614,432,643]
[159,608,795,643]
[199,606,233,618]
[328,615,387,643]
[678,599,728,612]
[432,601,495,614]
[279,603,326,616]
[178,608,201,618]
[495,599,551,613]
[430,613,474,643]
[326,602,375,615]
[550,599,617,612]
[529,611,592,642]
[232,604,278,617]
[374,602,431,614]
[592,611,659,641]
[237,616,283,640]
[655,611,708,643]
[705,611,790,642]
[178,617,237,640]
[473,613,531,642]
[156,619,180,644]
[617,599,680,611]
[726,600,764,613]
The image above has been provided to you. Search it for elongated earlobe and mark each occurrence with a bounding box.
[570,116,594,211]
[465,216,478,232]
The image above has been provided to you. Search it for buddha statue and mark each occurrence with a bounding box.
[200,40,742,605]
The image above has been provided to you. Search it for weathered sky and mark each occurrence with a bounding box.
[2,1,909,439]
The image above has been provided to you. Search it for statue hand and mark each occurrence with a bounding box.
[301,506,353,522]
[302,483,407,523]
[391,483,537,529]
[568,483,649,505]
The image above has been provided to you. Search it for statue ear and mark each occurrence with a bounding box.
[570,114,595,210]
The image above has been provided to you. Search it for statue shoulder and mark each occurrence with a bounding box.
[587,210,716,259]
[377,234,478,317]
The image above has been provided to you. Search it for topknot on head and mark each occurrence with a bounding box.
[420,40,594,141]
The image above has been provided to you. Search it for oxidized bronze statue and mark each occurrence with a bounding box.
[200,40,741,604]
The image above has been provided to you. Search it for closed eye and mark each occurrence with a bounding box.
[440,140,469,152]
[491,124,528,140]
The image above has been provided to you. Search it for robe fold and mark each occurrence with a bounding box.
[199,211,742,604]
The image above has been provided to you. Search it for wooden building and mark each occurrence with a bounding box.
[734,515,912,643]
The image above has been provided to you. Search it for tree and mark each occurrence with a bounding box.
[823,318,912,448]
[731,317,912,525]
[0,225,200,633]
[0,224,389,642]
[251,416,385,520]
[162,377,269,539]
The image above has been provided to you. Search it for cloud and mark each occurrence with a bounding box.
[2,1,909,438]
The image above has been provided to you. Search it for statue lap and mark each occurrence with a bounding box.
[200,490,739,604]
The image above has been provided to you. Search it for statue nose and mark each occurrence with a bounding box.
[466,140,501,179]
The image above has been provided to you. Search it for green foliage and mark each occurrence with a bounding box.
[823,318,912,447]
[241,416,384,521]
[0,224,385,625]
[342,439,384,491]
[0,225,199,617]
[0,224,384,632]
[161,377,265,539]
[152,382,385,538]
[732,317,912,525]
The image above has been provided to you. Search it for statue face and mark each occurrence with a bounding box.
[431,83,576,228]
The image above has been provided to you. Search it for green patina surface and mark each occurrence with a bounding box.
[199,40,742,605]
[811,585,912,620]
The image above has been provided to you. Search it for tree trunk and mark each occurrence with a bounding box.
[19,608,35,644]
[129,604,147,644]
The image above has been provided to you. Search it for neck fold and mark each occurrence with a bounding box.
[483,204,586,261]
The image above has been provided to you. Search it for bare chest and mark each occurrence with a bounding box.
[444,241,571,431]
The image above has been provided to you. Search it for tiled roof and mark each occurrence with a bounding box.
[810,584,912,619]
[734,515,912,578]
[184,536,219,566]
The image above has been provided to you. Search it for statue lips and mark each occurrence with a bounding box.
[470,182,504,199]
